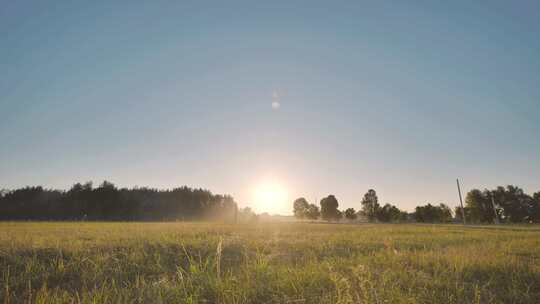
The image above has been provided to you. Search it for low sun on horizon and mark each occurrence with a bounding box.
[252,180,290,215]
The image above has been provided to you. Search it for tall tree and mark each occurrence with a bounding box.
[465,189,500,223]
[493,185,532,223]
[293,198,310,219]
[320,195,340,221]
[361,189,379,222]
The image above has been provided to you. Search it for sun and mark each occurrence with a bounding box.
[252,180,289,215]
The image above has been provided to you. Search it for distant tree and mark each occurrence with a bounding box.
[293,198,310,219]
[238,207,258,223]
[454,206,471,223]
[438,204,453,222]
[360,189,380,222]
[377,203,403,222]
[344,208,357,220]
[305,204,320,220]
[456,186,537,224]
[320,195,340,221]
[531,192,540,223]
[336,209,343,221]
[493,185,533,223]
[0,186,63,220]
[414,203,452,223]
[465,189,501,223]
[398,211,409,222]
[89,181,121,220]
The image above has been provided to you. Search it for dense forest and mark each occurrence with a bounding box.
[0,181,237,221]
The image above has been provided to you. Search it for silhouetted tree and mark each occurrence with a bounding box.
[344,208,357,220]
[360,189,379,222]
[377,203,403,222]
[293,198,310,219]
[414,203,452,223]
[492,185,532,223]
[464,189,502,223]
[320,195,340,221]
[305,204,320,220]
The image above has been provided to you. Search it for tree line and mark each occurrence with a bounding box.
[1,182,539,223]
[0,181,238,221]
[458,185,540,223]
[293,190,410,223]
[293,185,540,224]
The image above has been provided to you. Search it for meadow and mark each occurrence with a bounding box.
[0,222,539,303]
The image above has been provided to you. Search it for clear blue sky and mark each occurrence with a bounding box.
[1,1,539,214]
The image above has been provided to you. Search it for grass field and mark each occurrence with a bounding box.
[1,222,539,303]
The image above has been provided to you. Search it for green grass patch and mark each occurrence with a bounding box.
[1,222,539,303]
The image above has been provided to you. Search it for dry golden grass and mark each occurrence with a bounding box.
[1,222,539,303]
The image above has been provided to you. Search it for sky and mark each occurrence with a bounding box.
[1,1,540,214]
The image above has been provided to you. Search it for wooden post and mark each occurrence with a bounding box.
[456,179,466,225]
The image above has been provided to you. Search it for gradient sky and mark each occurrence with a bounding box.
[1,1,539,214]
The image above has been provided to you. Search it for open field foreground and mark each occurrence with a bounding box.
[1,223,539,304]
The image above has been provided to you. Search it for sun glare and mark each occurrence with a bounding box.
[253,180,289,215]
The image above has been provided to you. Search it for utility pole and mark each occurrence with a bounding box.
[456,179,466,225]
[491,192,500,225]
